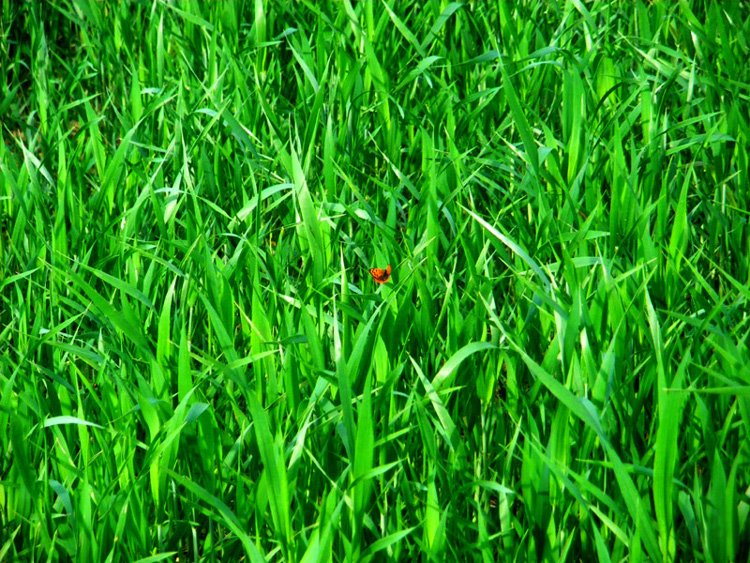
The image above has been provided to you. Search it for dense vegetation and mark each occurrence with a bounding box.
[2,1,749,561]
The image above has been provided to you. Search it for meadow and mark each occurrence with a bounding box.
[1,1,749,561]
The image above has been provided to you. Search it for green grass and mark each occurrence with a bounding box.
[2,0,749,561]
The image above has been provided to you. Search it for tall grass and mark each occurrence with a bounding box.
[2,1,749,561]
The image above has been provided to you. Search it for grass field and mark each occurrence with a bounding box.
[2,1,750,561]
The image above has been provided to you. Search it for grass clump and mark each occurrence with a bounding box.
[1,1,749,561]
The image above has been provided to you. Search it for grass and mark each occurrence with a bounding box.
[1,0,749,561]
